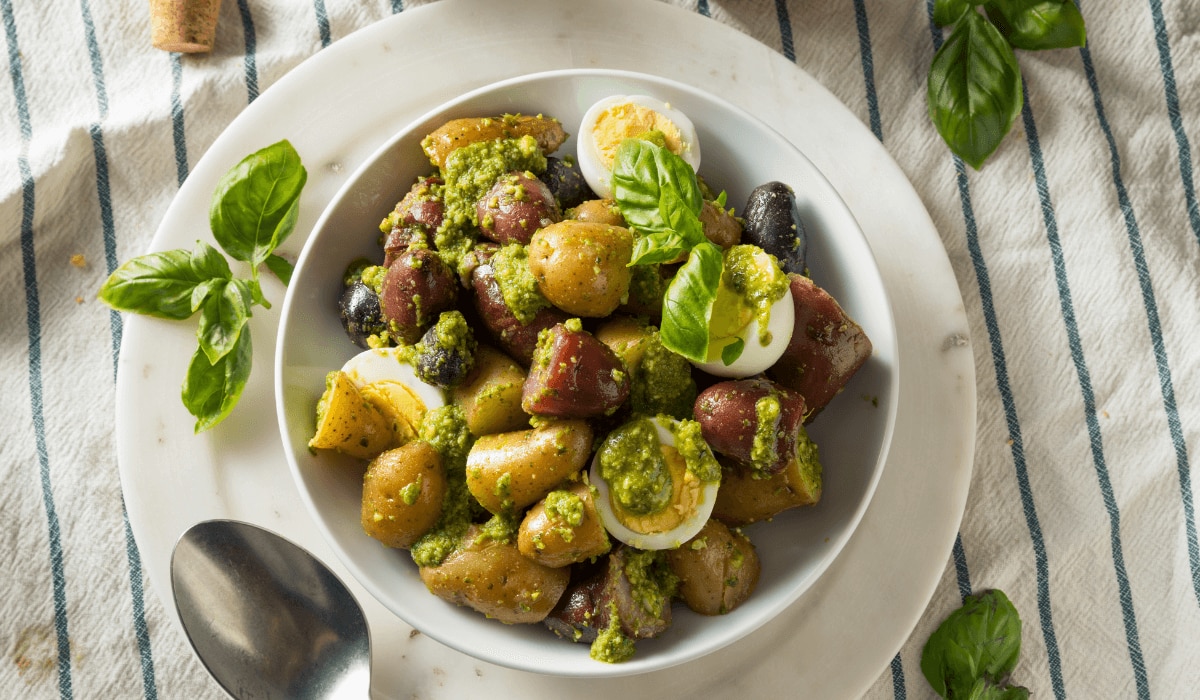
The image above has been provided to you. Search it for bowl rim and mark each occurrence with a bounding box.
[274,67,899,677]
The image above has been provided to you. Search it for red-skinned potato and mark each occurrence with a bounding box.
[477,171,561,245]
[767,273,872,420]
[693,377,806,475]
[470,261,569,366]
[380,248,458,344]
[522,322,631,418]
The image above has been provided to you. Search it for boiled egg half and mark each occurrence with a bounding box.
[693,245,795,378]
[589,416,720,550]
[577,95,701,200]
[340,346,446,447]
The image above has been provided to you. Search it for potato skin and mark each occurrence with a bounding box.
[380,248,458,344]
[569,199,626,227]
[712,453,822,526]
[451,345,530,436]
[465,420,593,514]
[699,199,742,249]
[666,519,760,615]
[476,171,561,245]
[470,261,569,365]
[529,220,633,318]
[420,524,569,624]
[360,441,446,548]
[421,114,568,169]
[693,378,806,475]
[518,482,610,568]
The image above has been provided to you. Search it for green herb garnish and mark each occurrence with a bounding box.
[612,138,721,362]
[928,1,1086,168]
[921,589,1030,699]
[99,140,307,432]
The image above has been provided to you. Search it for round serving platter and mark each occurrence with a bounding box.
[116,0,975,697]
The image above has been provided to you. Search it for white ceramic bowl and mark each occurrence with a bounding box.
[275,69,898,678]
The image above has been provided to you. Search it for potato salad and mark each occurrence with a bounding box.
[308,96,873,663]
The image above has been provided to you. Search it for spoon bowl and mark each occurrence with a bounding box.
[171,519,371,699]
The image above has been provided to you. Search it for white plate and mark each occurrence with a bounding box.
[276,68,898,677]
[116,0,975,697]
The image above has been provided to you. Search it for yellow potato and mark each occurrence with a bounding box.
[529,220,633,318]
[465,420,593,514]
[569,199,626,227]
[420,524,570,624]
[712,454,822,526]
[421,114,568,169]
[451,345,530,436]
[361,441,446,548]
[517,481,611,568]
[308,371,395,459]
[666,519,760,615]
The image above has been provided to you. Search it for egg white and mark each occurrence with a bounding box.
[340,346,446,415]
[577,95,702,200]
[693,286,795,378]
[589,417,719,550]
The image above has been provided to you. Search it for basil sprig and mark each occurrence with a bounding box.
[612,138,719,362]
[929,1,1086,168]
[921,589,1030,699]
[100,140,306,432]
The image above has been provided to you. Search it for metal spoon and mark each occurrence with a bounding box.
[171,519,371,699]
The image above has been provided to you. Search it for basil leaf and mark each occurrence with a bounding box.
[933,0,973,26]
[630,230,692,266]
[928,10,1023,169]
[659,242,723,362]
[196,279,253,365]
[721,337,745,366]
[181,325,253,433]
[265,253,294,285]
[209,139,307,267]
[98,242,231,320]
[966,679,1031,700]
[986,0,1086,50]
[921,590,1024,699]
[612,139,704,246]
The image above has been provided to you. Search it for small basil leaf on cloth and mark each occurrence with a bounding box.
[182,326,253,434]
[659,241,723,362]
[986,0,1087,50]
[933,0,973,26]
[265,253,294,285]
[921,589,1028,699]
[196,279,253,365]
[927,9,1023,169]
[209,139,307,268]
[98,243,230,320]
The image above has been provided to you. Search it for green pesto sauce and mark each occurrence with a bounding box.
[399,475,422,506]
[563,317,583,333]
[622,548,679,619]
[631,329,696,419]
[667,416,721,482]
[410,406,479,568]
[439,136,547,277]
[590,602,636,663]
[597,418,672,516]
[794,424,823,491]
[379,177,444,234]
[473,511,519,545]
[359,265,388,295]
[750,393,781,471]
[544,489,585,527]
[723,244,789,345]
[490,243,550,324]
[626,262,666,309]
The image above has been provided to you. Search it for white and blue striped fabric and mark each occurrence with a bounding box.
[2,1,1197,697]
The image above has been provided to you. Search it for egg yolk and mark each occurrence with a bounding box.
[591,103,686,169]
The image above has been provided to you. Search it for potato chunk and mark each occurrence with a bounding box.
[308,371,395,459]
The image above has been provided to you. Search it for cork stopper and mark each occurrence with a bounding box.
[149,0,223,53]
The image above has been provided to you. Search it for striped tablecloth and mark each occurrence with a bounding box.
[2,0,1197,697]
